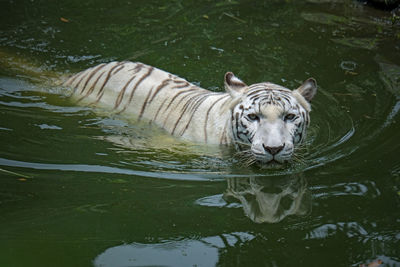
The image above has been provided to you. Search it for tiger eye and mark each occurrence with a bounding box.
[284,113,296,121]
[247,113,260,121]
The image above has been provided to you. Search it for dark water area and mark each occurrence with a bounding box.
[0,0,399,266]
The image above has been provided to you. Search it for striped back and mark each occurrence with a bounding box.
[63,61,233,144]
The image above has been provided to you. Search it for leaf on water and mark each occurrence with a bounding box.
[331,37,378,50]
[108,178,128,184]
[363,115,374,119]
[301,11,387,27]
[301,12,350,26]
[346,83,365,95]
[126,49,153,60]
[222,12,246,23]
[359,259,383,267]
[345,71,358,76]
[76,204,108,213]
[0,168,32,179]
[215,1,239,7]
[60,17,69,23]
[151,33,178,45]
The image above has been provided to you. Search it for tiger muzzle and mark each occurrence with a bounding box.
[262,143,285,156]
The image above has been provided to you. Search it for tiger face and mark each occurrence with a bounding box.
[225,72,317,166]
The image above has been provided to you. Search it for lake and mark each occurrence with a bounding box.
[0,0,399,266]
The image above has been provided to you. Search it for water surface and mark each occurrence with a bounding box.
[0,0,399,266]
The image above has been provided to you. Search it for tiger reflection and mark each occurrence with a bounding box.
[223,175,311,223]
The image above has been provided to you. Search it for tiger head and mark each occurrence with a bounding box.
[225,72,317,166]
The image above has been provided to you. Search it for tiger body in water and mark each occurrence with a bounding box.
[64,61,317,165]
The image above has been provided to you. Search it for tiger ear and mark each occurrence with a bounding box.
[224,72,247,98]
[294,78,317,102]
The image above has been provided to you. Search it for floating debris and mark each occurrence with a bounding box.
[35,124,62,130]
[301,12,351,26]
[340,60,357,71]
[210,46,224,53]
[331,37,379,50]
[359,259,383,267]
[0,167,31,179]
[301,11,387,27]
[222,12,246,23]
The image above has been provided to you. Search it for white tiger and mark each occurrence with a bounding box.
[64,61,317,165]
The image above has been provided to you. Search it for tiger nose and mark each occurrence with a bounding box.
[263,144,285,155]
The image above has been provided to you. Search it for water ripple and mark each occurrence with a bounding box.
[306,222,368,240]
[311,181,381,198]
[0,157,239,181]
[94,232,255,267]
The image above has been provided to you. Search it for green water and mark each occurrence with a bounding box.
[1,0,400,266]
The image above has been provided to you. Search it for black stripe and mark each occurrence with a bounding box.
[172,92,209,135]
[239,119,247,134]
[80,63,107,94]
[179,93,212,136]
[92,90,104,105]
[204,95,229,143]
[280,95,291,104]
[114,63,143,109]
[161,88,198,118]
[250,131,255,142]
[118,66,154,114]
[148,79,172,104]
[76,69,108,103]
[235,112,241,140]
[220,121,228,145]
[114,74,137,109]
[138,85,155,121]
[128,64,144,72]
[73,71,89,92]
[151,97,169,124]
[97,62,124,97]
[64,70,85,87]
[247,89,265,97]
[164,90,199,130]
[173,80,187,84]
[112,64,125,75]
[171,81,190,89]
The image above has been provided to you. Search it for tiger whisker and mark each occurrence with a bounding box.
[234,149,252,156]
[232,148,258,167]
[242,157,257,167]
[291,152,307,165]
[233,140,251,147]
